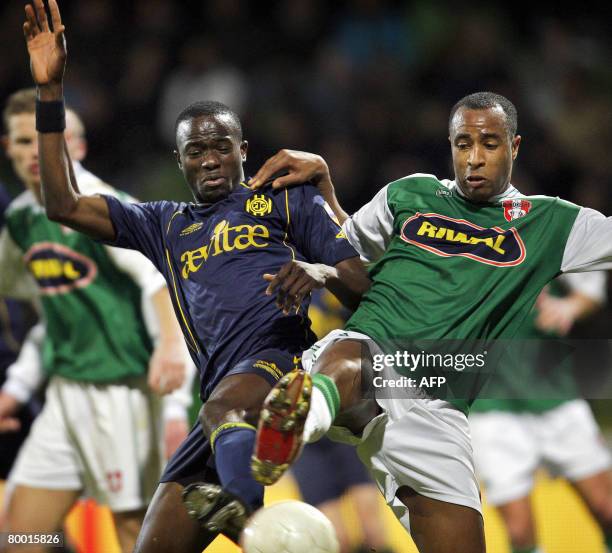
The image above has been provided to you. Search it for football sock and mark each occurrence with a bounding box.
[511,547,542,553]
[212,424,263,510]
[604,533,612,552]
[303,374,340,443]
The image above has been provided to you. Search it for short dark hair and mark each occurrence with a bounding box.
[174,101,242,143]
[449,92,517,137]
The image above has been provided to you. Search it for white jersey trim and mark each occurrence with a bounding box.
[342,184,393,263]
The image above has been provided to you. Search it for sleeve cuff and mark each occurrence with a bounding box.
[2,377,32,404]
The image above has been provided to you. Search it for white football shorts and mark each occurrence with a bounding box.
[302,329,482,532]
[8,375,163,512]
[470,399,611,506]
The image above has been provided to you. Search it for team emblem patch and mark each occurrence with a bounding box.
[400,212,526,267]
[502,199,531,222]
[246,194,272,216]
[106,470,123,493]
[23,242,98,295]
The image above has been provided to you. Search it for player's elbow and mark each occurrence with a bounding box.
[43,194,80,224]
[44,202,74,223]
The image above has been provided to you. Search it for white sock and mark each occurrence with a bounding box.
[303,386,332,443]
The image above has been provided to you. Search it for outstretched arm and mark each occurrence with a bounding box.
[249,150,349,226]
[24,0,114,240]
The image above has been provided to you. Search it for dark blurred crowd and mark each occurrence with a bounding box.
[0,0,610,213]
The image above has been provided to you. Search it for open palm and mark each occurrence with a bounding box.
[23,0,66,86]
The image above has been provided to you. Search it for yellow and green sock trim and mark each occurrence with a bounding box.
[210,422,256,453]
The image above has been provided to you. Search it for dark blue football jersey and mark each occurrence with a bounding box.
[103,183,357,400]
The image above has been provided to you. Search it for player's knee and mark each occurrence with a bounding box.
[201,374,273,435]
[200,400,259,438]
[316,340,365,394]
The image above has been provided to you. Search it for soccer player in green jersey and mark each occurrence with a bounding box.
[0,88,193,553]
[470,272,612,553]
[250,93,612,552]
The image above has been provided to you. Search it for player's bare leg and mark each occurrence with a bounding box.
[496,496,537,550]
[349,483,392,553]
[134,483,217,553]
[5,486,79,553]
[200,373,274,437]
[396,486,486,553]
[181,373,276,537]
[112,509,145,553]
[317,499,351,553]
[253,339,376,484]
[572,471,612,548]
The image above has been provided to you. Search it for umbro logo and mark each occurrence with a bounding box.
[180,222,204,237]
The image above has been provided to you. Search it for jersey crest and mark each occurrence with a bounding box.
[502,199,532,222]
[400,212,526,267]
[245,194,272,216]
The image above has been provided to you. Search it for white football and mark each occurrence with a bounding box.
[241,500,340,553]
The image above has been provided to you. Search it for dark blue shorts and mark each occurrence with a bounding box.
[161,348,301,485]
[290,437,373,506]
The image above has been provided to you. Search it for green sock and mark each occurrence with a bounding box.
[312,373,340,421]
[605,533,612,552]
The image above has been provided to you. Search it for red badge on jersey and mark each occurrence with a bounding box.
[502,199,531,222]
[106,470,123,493]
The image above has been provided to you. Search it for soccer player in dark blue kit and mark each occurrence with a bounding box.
[23,1,370,551]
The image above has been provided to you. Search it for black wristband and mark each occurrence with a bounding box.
[36,99,66,133]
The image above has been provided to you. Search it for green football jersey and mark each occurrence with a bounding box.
[343,174,610,413]
[0,168,160,382]
[471,271,605,413]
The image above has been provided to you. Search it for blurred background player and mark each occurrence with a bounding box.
[470,272,612,553]
[292,289,393,553]
[0,87,192,553]
[0,178,39,526]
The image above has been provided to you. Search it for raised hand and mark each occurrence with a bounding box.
[23,0,66,87]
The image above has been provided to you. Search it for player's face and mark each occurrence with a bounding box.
[449,107,521,203]
[4,113,41,194]
[175,114,247,204]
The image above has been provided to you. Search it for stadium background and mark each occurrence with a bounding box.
[1,1,611,551]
